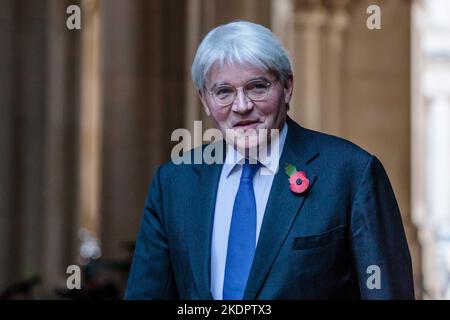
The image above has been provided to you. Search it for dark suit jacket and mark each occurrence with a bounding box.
[125,117,415,299]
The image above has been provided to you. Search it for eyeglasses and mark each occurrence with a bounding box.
[206,79,277,106]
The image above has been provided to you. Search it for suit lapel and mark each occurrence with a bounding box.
[243,118,319,299]
[186,141,224,300]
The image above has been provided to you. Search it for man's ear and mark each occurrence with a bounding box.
[198,89,211,116]
[284,74,294,104]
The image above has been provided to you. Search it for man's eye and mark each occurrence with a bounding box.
[247,82,268,91]
[215,87,233,96]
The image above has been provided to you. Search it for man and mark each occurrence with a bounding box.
[125,20,414,299]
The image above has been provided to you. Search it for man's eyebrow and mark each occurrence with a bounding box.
[210,76,271,89]
[246,76,271,82]
[210,81,231,89]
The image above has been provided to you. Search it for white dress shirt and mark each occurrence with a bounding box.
[210,122,288,299]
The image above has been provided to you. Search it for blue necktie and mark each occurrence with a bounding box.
[223,162,260,300]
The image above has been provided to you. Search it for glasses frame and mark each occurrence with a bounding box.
[206,78,278,107]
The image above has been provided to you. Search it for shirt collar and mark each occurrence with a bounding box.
[222,122,289,178]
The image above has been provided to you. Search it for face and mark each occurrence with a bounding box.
[199,62,293,152]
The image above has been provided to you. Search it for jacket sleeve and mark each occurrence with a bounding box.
[350,155,415,299]
[124,166,179,299]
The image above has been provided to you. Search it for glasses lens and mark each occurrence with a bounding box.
[213,86,235,105]
[246,81,270,101]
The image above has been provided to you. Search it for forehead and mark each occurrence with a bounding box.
[206,61,273,87]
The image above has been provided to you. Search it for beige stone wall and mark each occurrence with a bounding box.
[99,0,188,261]
[285,0,420,297]
[0,0,81,296]
[343,0,420,296]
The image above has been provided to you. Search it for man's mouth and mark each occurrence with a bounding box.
[233,120,260,130]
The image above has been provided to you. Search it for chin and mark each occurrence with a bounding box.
[237,133,270,158]
[224,126,273,154]
[235,138,258,151]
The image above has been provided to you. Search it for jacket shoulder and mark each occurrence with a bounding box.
[156,142,213,181]
[301,126,373,164]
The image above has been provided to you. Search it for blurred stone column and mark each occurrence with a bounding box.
[184,0,203,149]
[322,0,350,136]
[424,95,450,298]
[0,0,17,290]
[100,0,156,261]
[0,0,49,291]
[41,0,81,296]
[100,0,186,261]
[13,0,48,286]
[411,0,426,298]
[271,0,296,112]
[292,0,326,130]
[341,0,420,297]
[77,0,102,263]
[0,0,82,297]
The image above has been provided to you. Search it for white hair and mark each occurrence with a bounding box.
[191,20,293,90]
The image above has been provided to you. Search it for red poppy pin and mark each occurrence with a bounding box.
[285,163,310,194]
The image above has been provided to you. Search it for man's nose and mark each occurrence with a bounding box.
[231,88,253,113]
